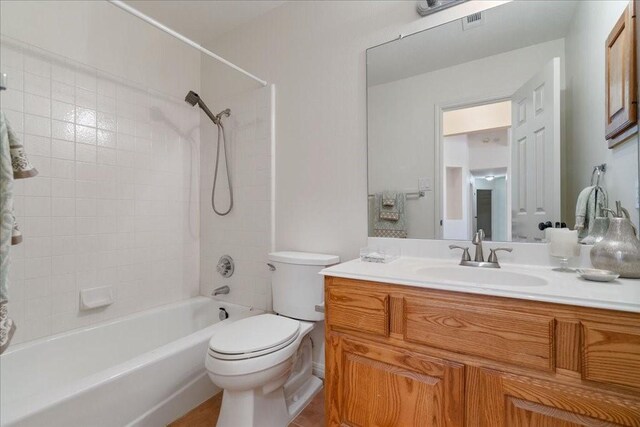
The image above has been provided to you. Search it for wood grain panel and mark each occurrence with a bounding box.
[404,296,555,371]
[556,320,581,372]
[328,336,464,427]
[327,287,389,337]
[505,397,618,426]
[467,366,640,427]
[583,321,640,390]
[389,295,404,336]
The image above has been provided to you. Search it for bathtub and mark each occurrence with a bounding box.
[0,297,258,427]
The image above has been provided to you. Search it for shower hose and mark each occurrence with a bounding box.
[212,122,233,216]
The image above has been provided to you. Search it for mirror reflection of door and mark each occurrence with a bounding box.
[476,189,493,240]
[511,57,562,242]
[441,102,511,241]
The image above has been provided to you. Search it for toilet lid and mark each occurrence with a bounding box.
[209,314,300,358]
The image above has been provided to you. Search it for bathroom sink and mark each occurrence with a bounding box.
[415,266,547,287]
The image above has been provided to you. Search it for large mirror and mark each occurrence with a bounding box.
[367,0,639,243]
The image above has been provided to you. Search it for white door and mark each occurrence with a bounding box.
[511,57,561,242]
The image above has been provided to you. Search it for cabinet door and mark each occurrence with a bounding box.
[466,366,640,426]
[325,334,464,427]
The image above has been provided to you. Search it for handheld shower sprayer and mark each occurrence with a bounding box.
[185,91,222,125]
[185,90,233,216]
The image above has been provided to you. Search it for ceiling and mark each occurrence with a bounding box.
[125,1,286,45]
[367,0,579,87]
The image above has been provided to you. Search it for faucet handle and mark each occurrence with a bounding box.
[449,245,471,262]
[488,247,513,264]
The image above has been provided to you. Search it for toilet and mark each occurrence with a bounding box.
[205,251,339,427]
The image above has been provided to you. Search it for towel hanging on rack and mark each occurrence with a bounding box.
[0,112,17,353]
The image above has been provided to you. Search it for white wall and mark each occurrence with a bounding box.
[565,0,640,228]
[0,1,202,344]
[467,132,510,173]
[368,39,565,238]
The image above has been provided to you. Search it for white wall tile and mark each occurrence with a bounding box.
[75,143,96,163]
[76,107,96,127]
[24,113,51,137]
[51,197,75,217]
[52,120,75,141]
[23,72,50,97]
[51,139,75,160]
[52,81,75,104]
[24,177,51,197]
[51,158,75,179]
[24,93,51,117]
[4,39,200,346]
[1,88,24,111]
[52,100,75,123]
[23,134,51,157]
[24,55,51,78]
[75,125,96,144]
[25,196,51,217]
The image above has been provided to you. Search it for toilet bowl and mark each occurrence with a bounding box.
[205,251,339,427]
[206,314,320,427]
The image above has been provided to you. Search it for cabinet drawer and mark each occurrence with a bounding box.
[404,297,555,371]
[326,287,389,337]
[583,321,640,390]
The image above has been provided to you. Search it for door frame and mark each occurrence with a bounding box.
[434,93,512,240]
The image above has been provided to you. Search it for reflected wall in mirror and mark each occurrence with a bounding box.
[367,0,640,243]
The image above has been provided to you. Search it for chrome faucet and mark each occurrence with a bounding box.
[212,285,230,296]
[449,229,513,268]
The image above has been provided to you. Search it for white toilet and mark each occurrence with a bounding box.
[205,251,339,427]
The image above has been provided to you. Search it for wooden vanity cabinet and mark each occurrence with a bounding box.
[324,276,640,427]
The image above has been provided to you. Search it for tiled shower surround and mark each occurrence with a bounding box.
[0,38,201,344]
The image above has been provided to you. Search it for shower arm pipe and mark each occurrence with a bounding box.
[107,0,268,87]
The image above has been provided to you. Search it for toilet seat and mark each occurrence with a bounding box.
[208,314,301,361]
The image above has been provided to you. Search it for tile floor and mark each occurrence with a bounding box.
[168,388,325,427]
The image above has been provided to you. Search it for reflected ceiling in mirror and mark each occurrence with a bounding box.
[366,0,639,243]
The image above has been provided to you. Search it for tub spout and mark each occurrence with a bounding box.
[212,285,230,296]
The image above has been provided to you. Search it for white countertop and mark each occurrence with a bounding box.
[321,257,640,313]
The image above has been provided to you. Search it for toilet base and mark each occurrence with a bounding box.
[214,335,322,427]
[216,387,290,427]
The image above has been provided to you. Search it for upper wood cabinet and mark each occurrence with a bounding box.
[325,276,640,427]
[606,1,637,147]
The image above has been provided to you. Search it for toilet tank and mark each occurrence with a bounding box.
[269,251,340,321]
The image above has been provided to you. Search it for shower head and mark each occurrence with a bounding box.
[184,90,200,107]
[185,90,220,125]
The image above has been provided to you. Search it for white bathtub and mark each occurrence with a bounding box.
[0,297,258,427]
